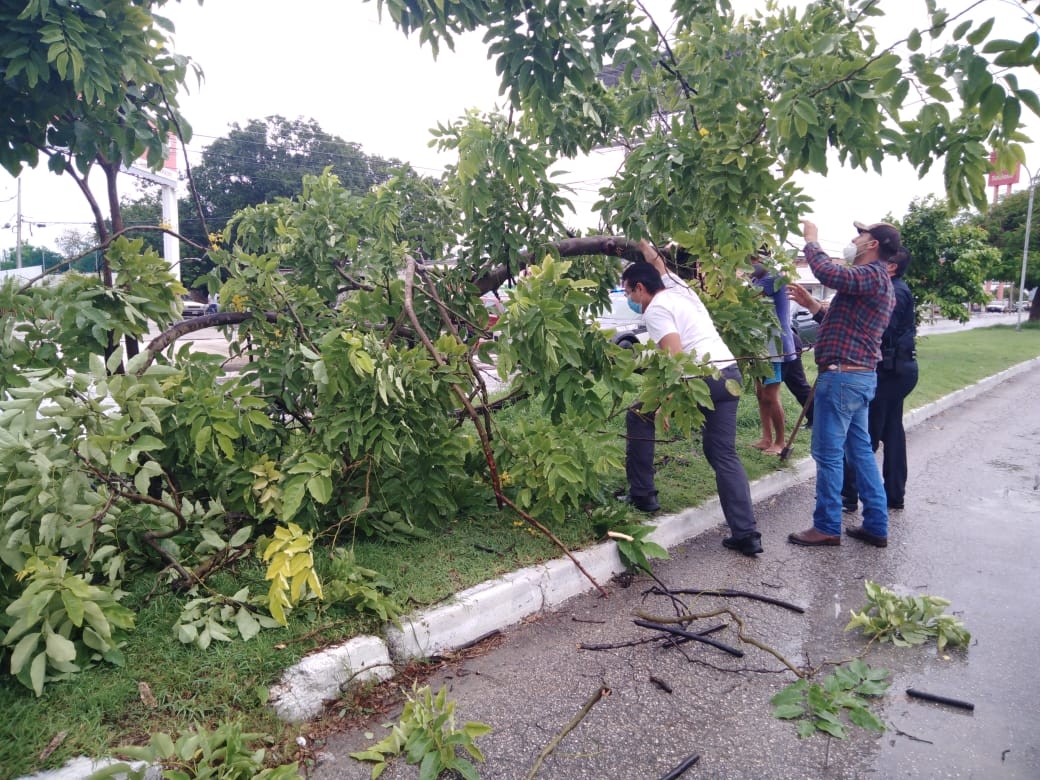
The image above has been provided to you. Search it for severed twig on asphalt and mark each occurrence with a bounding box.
[633,619,744,657]
[634,608,804,676]
[525,685,611,780]
[658,752,700,780]
[578,622,728,652]
[637,565,692,618]
[906,688,975,711]
[890,721,934,744]
[650,675,673,693]
[648,586,805,613]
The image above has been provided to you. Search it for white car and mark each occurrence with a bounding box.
[985,300,1009,313]
[595,287,647,349]
[181,296,207,318]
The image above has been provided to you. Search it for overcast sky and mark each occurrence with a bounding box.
[3,0,1040,259]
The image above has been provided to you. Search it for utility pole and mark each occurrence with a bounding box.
[15,178,22,269]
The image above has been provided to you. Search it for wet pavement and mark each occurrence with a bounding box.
[306,362,1040,779]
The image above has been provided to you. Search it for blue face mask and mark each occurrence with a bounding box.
[627,299,643,315]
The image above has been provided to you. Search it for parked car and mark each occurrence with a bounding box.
[985,299,1010,313]
[596,287,647,348]
[791,307,819,346]
[181,295,206,318]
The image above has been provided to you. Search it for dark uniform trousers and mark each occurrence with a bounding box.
[626,365,757,539]
[842,358,919,507]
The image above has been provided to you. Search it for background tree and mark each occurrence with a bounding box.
[112,191,165,257]
[899,196,997,321]
[0,241,62,271]
[974,188,1040,318]
[180,117,401,239]
[55,228,104,274]
[0,0,199,364]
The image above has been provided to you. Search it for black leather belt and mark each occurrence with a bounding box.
[818,363,873,373]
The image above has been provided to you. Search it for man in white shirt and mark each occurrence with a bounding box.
[619,242,762,556]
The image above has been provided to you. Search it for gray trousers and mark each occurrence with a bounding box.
[625,365,758,538]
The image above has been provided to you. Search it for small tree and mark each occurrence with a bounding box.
[900,196,997,320]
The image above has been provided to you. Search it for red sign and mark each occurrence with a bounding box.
[988,151,1021,187]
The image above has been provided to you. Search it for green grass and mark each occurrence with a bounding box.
[1,323,1037,778]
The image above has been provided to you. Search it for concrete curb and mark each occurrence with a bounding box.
[23,356,1040,777]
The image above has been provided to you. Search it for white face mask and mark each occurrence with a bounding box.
[842,242,860,262]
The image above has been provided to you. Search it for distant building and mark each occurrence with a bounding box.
[791,254,834,302]
[983,280,1014,301]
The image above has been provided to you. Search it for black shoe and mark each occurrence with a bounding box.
[842,502,857,513]
[619,493,659,513]
[846,525,888,548]
[722,533,763,556]
[887,501,904,510]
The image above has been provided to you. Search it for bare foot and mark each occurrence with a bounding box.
[751,440,771,450]
[763,444,784,455]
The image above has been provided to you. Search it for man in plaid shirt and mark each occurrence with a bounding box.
[787,220,896,549]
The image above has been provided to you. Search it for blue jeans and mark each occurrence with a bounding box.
[810,369,888,537]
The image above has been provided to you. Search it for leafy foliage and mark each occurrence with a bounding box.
[606,524,669,574]
[349,683,491,780]
[174,586,282,651]
[84,720,302,780]
[0,0,197,177]
[259,523,324,626]
[973,187,1040,315]
[770,659,891,739]
[321,548,402,624]
[900,196,998,321]
[175,116,408,284]
[845,580,972,652]
[2,556,135,696]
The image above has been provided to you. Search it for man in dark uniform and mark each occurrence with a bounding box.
[842,247,918,511]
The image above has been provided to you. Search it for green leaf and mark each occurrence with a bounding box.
[771,703,806,720]
[229,525,253,547]
[814,717,847,739]
[306,473,333,504]
[30,650,47,696]
[61,591,85,627]
[966,17,995,46]
[235,608,261,641]
[280,478,308,522]
[847,706,886,732]
[45,631,77,663]
[874,68,901,94]
[9,632,41,674]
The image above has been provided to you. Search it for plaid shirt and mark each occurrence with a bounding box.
[805,241,894,368]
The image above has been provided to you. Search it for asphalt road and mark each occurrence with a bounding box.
[308,360,1040,780]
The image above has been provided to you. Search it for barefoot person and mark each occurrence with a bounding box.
[749,259,795,455]
[786,221,896,549]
